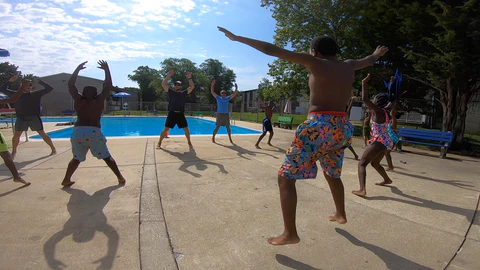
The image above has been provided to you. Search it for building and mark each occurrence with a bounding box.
[36,73,138,115]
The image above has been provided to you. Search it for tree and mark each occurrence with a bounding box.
[257,77,272,100]
[199,58,236,104]
[397,0,480,147]
[127,66,159,102]
[0,62,20,84]
[267,59,309,101]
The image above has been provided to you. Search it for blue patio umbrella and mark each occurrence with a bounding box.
[0,48,10,57]
[113,92,131,110]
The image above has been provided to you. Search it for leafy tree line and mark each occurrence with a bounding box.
[259,0,479,147]
[128,58,237,105]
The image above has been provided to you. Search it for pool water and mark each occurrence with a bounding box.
[31,117,261,139]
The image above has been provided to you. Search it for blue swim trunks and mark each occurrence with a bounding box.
[71,126,110,162]
[278,112,353,180]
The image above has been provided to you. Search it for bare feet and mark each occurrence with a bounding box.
[255,144,261,149]
[267,233,300,246]
[212,137,215,143]
[267,143,273,146]
[354,155,359,160]
[118,178,126,185]
[156,143,162,149]
[385,167,394,171]
[328,214,347,224]
[188,143,194,149]
[352,190,367,197]
[13,177,30,186]
[11,152,16,160]
[375,179,393,186]
[229,139,234,144]
[61,180,75,187]
[50,149,57,156]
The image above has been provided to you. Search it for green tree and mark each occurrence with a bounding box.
[127,66,159,102]
[256,77,272,100]
[199,58,236,104]
[0,62,20,84]
[396,0,480,147]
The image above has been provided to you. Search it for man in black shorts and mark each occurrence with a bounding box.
[0,75,56,159]
[255,98,276,149]
[157,70,195,149]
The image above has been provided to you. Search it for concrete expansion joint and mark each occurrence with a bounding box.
[139,139,178,270]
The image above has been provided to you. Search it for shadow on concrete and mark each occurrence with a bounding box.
[335,228,434,270]
[398,149,466,162]
[275,254,322,270]
[215,142,280,160]
[367,186,474,221]
[162,148,228,178]
[0,155,50,182]
[0,184,30,198]
[392,170,478,192]
[43,185,123,270]
[257,144,287,154]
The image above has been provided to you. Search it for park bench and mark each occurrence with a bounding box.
[193,111,204,117]
[146,110,158,115]
[273,115,293,129]
[397,127,454,158]
[61,109,75,116]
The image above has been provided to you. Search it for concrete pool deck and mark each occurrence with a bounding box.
[0,118,479,269]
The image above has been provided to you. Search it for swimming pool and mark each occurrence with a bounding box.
[31,117,261,139]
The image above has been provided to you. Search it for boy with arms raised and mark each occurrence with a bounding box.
[218,26,388,245]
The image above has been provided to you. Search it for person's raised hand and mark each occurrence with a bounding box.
[97,60,109,70]
[373,46,388,58]
[8,75,19,82]
[217,26,238,41]
[362,73,371,84]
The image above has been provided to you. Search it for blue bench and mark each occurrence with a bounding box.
[397,128,454,158]
[62,109,75,116]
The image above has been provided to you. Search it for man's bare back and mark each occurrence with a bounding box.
[74,99,104,128]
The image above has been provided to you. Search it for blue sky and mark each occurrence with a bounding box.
[0,0,277,90]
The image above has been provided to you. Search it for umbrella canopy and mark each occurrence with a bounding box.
[0,49,10,57]
[113,92,131,98]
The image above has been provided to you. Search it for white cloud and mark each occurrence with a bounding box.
[193,22,200,26]
[144,26,154,30]
[127,22,137,27]
[53,0,77,4]
[86,19,118,25]
[215,11,223,15]
[199,4,212,15]
[0,3,11,15]
[167,40,174,44]
[74,0,126,17]
[184,18,191,22]
[131,0,196,14]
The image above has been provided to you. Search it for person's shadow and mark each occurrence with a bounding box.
[275,254,322,270]
[335,228,434,270]
[391,170,478,192]
[43,185,123,270]
[367,186,473,222]
[0,155,49,183]
[162,148,228,177]
[215,142,280,160]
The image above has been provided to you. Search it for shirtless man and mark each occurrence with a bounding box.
[0,77,32,185]
[255,98,275,149]
[219,26,388,245]
[61,61,126,187]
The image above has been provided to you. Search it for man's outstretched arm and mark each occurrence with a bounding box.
[345,46,389,70]
[68,62,86,101]
[218,27,318,69]
[210,79,217,97]
[0,75,19,95]
[230,83,238,99]
[98,60,112,101]
[162,70,174,92]
[186,72,194,94]
[0,87,24,105]
[35,77,54,96]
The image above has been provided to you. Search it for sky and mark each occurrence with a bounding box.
[0,0,278,91]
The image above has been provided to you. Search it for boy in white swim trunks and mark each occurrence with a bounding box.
[61,60,126,187]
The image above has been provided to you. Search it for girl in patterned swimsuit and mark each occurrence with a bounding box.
[353,74,395,197]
